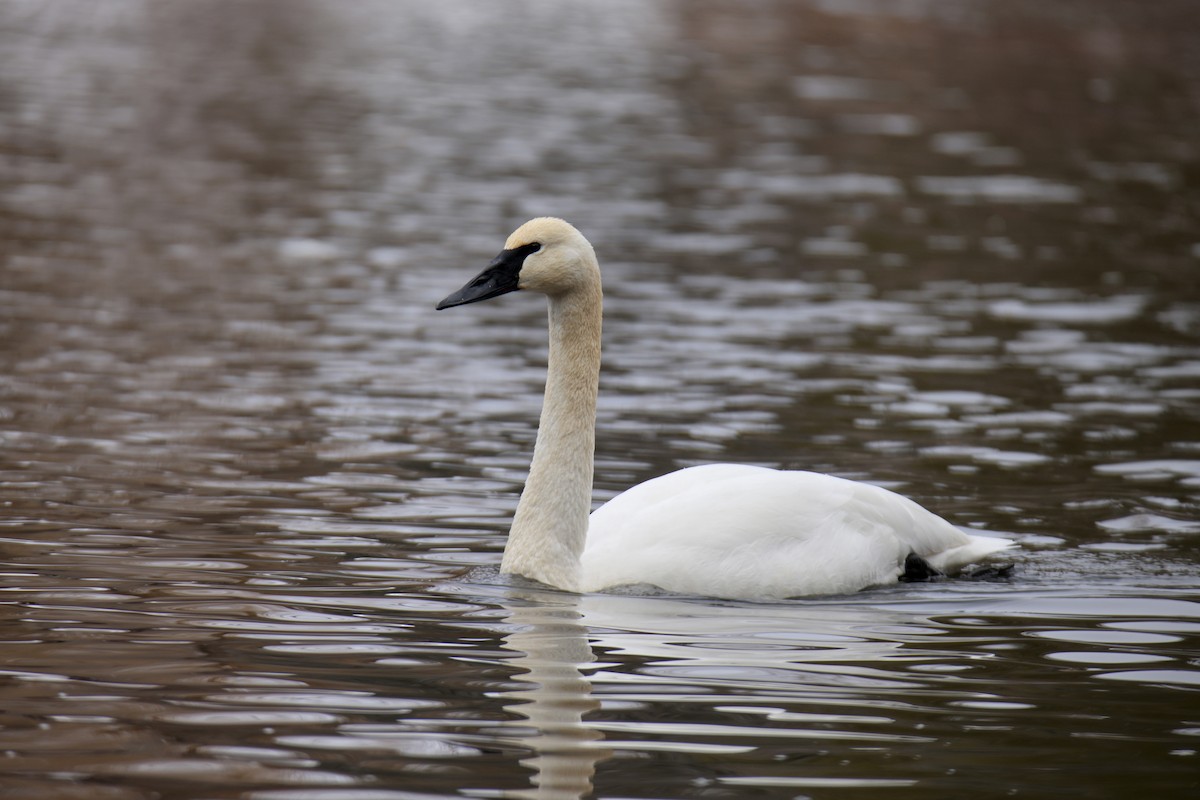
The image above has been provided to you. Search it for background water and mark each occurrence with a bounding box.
[1,1,1199,798]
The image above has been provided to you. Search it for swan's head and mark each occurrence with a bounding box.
[436,217,598,310]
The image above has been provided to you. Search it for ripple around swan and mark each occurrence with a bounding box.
[1095,670,1200,687]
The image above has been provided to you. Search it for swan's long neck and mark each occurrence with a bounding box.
[501,275,602,592]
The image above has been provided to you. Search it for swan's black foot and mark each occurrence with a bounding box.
[900,552,946,583]
[960,563,1016,581]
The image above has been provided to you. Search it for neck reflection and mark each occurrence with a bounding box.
[501,596,610,800]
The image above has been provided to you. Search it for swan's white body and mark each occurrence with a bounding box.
[583,463,1007,598]
[438,218,1012,601]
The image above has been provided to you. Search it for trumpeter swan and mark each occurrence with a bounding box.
[437,218,1013,600]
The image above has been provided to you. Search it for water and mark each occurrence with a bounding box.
[1,0,1198,797]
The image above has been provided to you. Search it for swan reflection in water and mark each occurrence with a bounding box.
[489,582,1020,799]
[498,592,610,800]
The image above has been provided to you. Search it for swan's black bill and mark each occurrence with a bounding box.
[436,243,540,310]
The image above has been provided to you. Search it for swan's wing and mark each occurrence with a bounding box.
[582,465,1010,599]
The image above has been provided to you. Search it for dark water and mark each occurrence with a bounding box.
[2,1,1199,797]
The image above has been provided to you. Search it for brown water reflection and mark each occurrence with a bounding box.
[1,1,1199,798]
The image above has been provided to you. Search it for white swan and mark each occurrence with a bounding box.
[437,218,1013,600]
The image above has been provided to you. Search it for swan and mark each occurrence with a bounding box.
[437,218,1013,600]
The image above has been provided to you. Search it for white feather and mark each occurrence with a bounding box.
[583,464,1011,598]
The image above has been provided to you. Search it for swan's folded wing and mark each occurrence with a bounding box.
[584,467,923,598]
[583,465,1012,599]
[838,479,1013,571]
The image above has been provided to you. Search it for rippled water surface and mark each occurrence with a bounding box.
[2,1,1199,797]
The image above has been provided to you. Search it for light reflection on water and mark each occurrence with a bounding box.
[1,0,1199,798]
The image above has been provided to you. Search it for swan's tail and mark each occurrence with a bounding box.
[927,534,1015,574]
